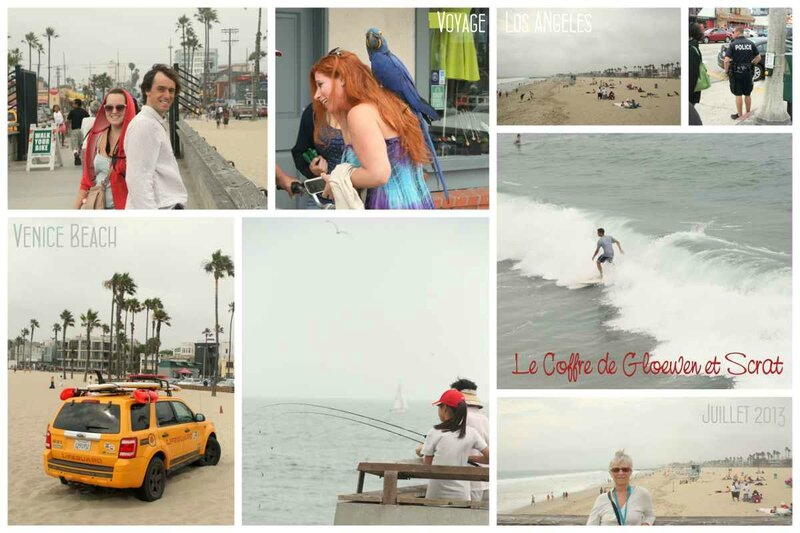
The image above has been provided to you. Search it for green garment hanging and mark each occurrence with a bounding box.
[428,9,480,82]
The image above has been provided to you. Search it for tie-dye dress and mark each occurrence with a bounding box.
[341,137,435,210]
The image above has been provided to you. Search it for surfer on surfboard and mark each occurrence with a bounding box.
[592,228,624,278]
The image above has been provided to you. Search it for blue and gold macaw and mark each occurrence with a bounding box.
[366,27,448,200]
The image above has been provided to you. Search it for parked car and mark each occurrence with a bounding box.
[216,378,235,390]
[233,104,254,120]
[743,28,758,38]
[257,105,268,117]
[703,28,733,44]
[44,381,220,501]
[717,37,793,82]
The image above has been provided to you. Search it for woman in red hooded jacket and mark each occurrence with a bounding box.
[73,88,137,209]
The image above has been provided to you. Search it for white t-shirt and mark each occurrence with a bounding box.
[467,407,490,492]
[422,426,487,501]
[53,111,64,126]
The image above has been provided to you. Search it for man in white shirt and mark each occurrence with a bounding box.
[125,64,188,209]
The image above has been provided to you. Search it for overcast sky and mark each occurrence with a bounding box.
[498,8,680,77]
[8,218,234,349]
[8,8,267,86]
[499,398,792,472]
[243,218,489,401]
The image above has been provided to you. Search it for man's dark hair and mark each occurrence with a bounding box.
[73,99,83,107]
[450,378,477,391]
[597,228,605,236]
[140,64,181,105]
[689,23,704,42]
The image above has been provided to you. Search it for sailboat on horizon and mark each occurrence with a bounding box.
[390,382,408,414]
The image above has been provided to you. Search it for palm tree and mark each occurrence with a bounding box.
[143,298,163,373]
[22,32,40,71]
[114,273,137,378]
[35,41,44,81]
[186,27,202,79]
[195,8,219,106]
[201,327,213,378]
[176,14,191,72]
[29,318,39,369]
[101,323,111,377]
[52,323,61,369]
[203,250,234,395]
[14,336,24,368]
[8,48,23,67]
[60,310,74,379]
[153,309,172,374]
[43,27,58,89]
[127,299,142,375]
[20,328,29,369]
[81,309,101,382]
[103,274,121,375]
[227,301,234,378]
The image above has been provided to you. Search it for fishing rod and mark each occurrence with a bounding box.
[267,402,427,438]
[285,411,424,444]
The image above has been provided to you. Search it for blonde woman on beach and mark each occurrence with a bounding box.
[586,450,655,525]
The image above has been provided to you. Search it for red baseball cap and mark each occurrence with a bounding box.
[433,389,465,408]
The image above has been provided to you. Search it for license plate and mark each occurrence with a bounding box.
[74,439,91,451]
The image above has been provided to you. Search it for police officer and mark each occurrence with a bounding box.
[723,27,761,120]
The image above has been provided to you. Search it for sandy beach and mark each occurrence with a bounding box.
[184,117,267,188]
[511,466,792,519]
[498,76,680,125]
[8,371,234,525]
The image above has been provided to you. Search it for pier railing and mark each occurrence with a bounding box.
[498,514,792,526]
[340,462,489,509]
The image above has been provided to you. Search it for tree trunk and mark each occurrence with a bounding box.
[109,296,115,380]
[755,8,791,124]
[61,328,67,380]
[212,277,219,397]
[82,331,91,382]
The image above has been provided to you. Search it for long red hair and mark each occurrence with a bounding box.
[309,50,429,165]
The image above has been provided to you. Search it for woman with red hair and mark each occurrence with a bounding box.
[310,49,434,209]
[73,88,137,209]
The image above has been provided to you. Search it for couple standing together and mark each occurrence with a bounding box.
[74,64,187,210]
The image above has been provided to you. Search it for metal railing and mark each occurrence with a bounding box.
[168,62,203,158]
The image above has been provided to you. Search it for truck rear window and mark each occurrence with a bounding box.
[53,402,121,434]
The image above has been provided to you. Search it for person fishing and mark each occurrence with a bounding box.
[420,389,489,502]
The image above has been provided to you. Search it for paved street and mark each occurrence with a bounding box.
[8,143,200,209]
[693,42,790,125]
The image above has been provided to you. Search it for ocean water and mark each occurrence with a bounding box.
[498,77,546,91]
[498,469,654,513]
[243,398,487,525]
[498,134,791,389]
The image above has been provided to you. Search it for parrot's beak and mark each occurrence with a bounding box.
[366,33,381,50]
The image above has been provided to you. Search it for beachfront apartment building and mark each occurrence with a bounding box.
[174,48,220,82]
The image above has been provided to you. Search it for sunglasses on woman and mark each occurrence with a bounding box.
[610,467,632,473]
[104,104,127,113]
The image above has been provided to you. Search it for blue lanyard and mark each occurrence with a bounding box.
[613,486,633,525]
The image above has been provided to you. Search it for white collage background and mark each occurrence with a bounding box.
[1,1,797,532]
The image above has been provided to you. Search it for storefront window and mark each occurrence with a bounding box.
[427,8,489,158]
